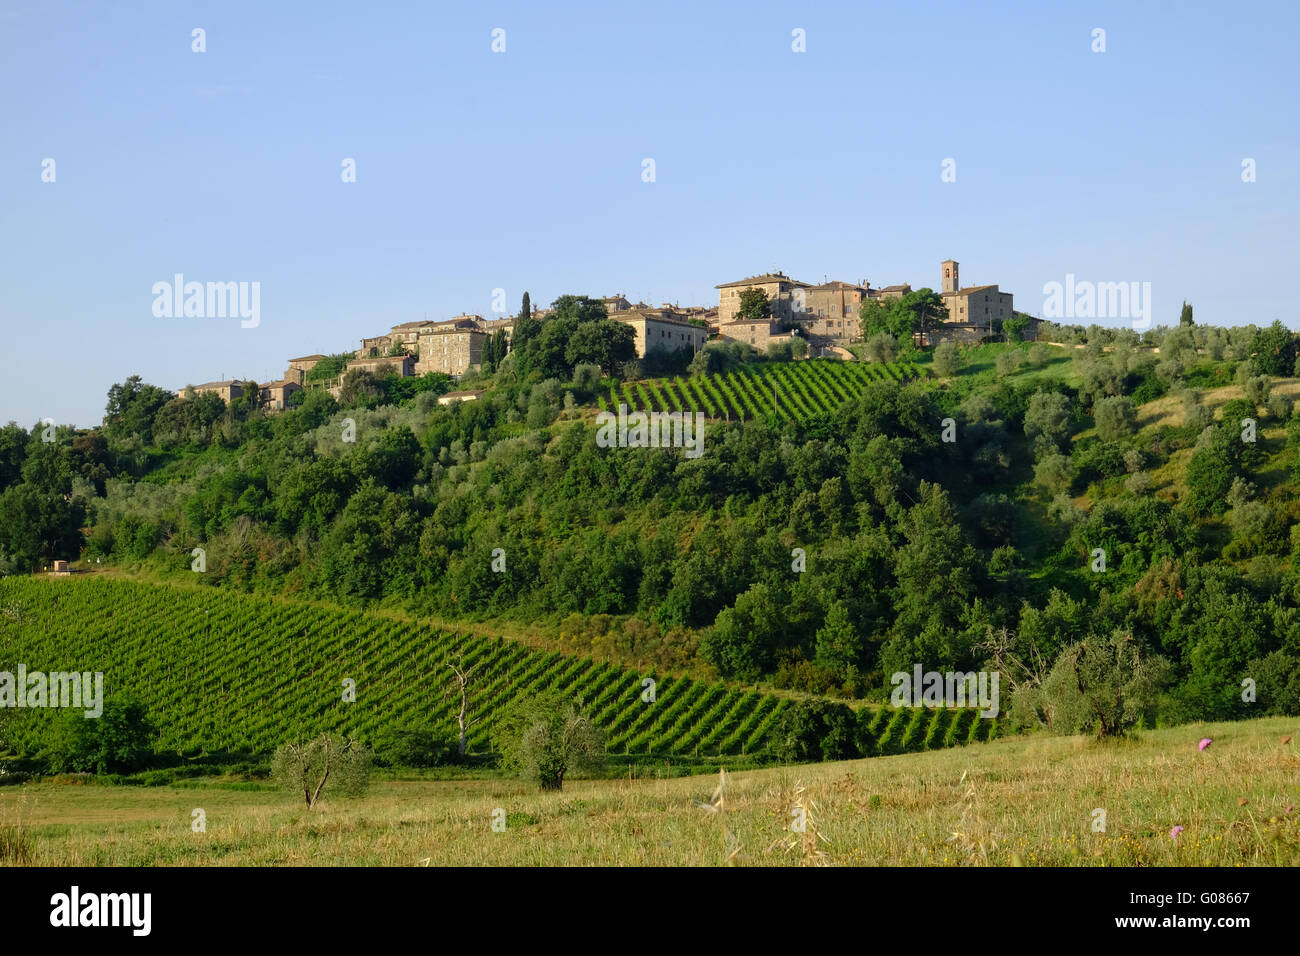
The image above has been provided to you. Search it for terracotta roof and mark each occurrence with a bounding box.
[880,284,912,293]
[287,354,325,363]
[193,380,241,389]
[716,272,811,289]
[614,309,703,328]
[944,284,1000,296]
[809,281,868,291]
[420,326,485,337]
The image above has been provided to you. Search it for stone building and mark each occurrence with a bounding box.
[613,308,708,357]
[799,281,869,343]
[715,271,811,325]
[938,259,1014,330]
[345,354,416,378]
[416,327,485,377]
[259,380,302,410]
[601,294,633,314]
[718,318,782,350]
[189,380,246,402]
[285,355,325,386]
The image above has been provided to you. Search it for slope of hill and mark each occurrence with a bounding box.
[0,576,996,761]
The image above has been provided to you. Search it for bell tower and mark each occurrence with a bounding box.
[941,259,959,295]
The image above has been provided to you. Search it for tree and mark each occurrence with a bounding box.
[104,377,174,443]
[813,600,862,681]
[1185,425,1246,515]
[43,696,155,774]
[737,287,769,321]
[1032,630,1168,738]
[862,331,899,364]
[442,652,484,757]
[271,734,372,808]
[339,368,384,406]
[0,483,85,571]
[771,699,862,763]
[1179,300,1194,327]
[565,320,636,375]
[492,695,604,791]
[1003,313,1030,343]
[1252,320,1297,376]
[931,341,962,377]
[1023,391,1073,453]
[700,582,787,679]
[1093,395,1137,441]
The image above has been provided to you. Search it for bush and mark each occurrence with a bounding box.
[373,728,453,768]
[1093,396,1137,442]
[931,342,963,377]
[995,351,1023,376]
[770,699,862,763]
[42,697,155,775]
[271,735,372,808]
[1030,631,1168,737]
[863,332,900,364]
[492,695,604,791]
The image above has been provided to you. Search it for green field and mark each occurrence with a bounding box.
[597,359,924,421]
[3,715,1293,866]
[0,576,993,761]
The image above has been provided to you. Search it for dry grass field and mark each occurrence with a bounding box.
[3,716,1296,867]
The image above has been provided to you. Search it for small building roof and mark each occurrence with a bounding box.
[944,284,1000,296]
[808,280,868,292]
[193,380,241,389]
[716,272,811,289]
[287,354,325,363]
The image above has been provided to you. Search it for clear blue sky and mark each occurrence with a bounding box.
[3,0,1297,427]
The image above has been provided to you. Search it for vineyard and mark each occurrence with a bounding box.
[0,577,1001,761]
[597,359,924,421]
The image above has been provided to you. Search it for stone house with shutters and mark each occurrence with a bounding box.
[416,327,486,377]
[285,355,325,386]
[259,380,302,410]
[345,353,416,378]
[612,308,708,357]
[715,271,811,326]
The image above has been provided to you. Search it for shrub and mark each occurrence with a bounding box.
[492,695,604,791]
[1093,396,1137,442]
[770,699,861,763]
[1030,631,1168,737]
[373,728,454,768]
[271,735,372,809]
[931,342,963,377]
[995,351,1022,376]
[42,697,155,775]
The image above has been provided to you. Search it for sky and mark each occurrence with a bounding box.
[2,0,1297,428]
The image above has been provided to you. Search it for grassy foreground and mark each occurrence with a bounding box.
[3,716,1296,866]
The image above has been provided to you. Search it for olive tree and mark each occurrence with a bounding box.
[492,695,604,791]
[271,734,372,809]
[1027,630,1169,738]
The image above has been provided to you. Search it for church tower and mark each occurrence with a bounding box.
[941,259,959,295]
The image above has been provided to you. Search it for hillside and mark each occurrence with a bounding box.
[3,318,1300,732]
[0,576,1000,761]
[3,714,1295,866]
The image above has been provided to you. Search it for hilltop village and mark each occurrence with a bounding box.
[182,260,1027,410]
